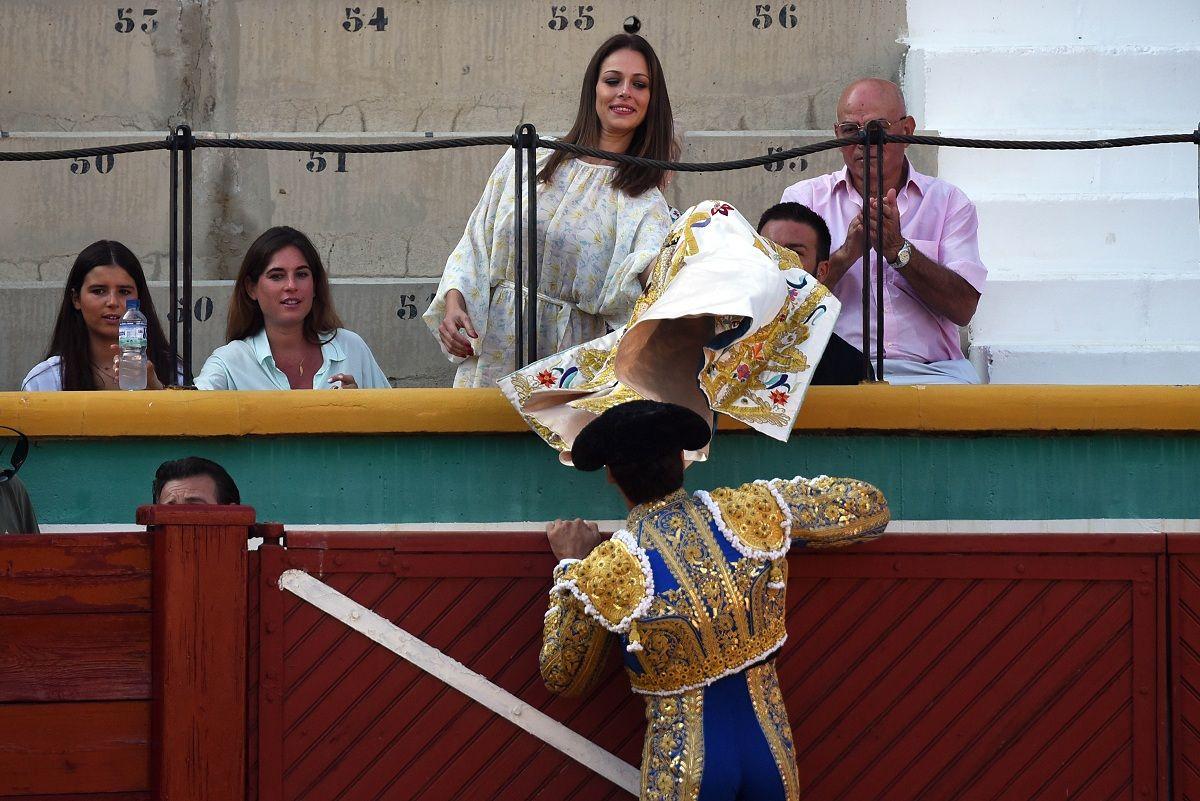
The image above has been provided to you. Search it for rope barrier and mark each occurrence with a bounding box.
[887,132,1199,150]
[3,130,1194,169]
[534,136,860,171]
[0,139,171,161]
[192,135,515,153]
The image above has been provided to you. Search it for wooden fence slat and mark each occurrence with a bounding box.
[0,575,150,615]
[0,533,150,616]
[1,793,151,801]
[0,613,150,702]
[0,701,149,796]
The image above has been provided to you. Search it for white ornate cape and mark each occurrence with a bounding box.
[498,200,840,464]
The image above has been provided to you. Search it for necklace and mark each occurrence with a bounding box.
[91,361,118,388]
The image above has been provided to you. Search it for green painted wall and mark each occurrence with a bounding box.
[19,431,1200,524]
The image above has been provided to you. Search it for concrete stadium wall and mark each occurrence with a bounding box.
[1,1,907,133]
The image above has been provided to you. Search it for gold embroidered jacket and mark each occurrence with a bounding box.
[540,475,889,697]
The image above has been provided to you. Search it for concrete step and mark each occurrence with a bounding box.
[933,129,1200,196]
[973,194,1199,268]
[906,0,1200,47]
[971,274,1200,345]
[974,342,1200,384]
[905,46,1200,130]
[983,258,1197,279]
[0,0,907,133]
[0,279,453,391]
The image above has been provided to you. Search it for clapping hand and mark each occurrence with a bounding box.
[866,188,905,263]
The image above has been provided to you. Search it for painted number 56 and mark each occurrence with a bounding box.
[752,3,799,29]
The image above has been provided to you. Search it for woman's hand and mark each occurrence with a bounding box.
[109,344,163,389]
[329,373,358,389]
[438,289,478,358]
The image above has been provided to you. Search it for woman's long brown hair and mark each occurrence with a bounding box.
[538,33,674,197]
[226,226,344,344]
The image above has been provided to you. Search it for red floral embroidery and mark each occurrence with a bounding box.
[710,203,733,217]
[770,389,790,406]
[735,363,751,382]
[537,370,556,387]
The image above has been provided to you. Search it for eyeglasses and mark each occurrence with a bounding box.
[0,426,29,484]
[834,117,910,138]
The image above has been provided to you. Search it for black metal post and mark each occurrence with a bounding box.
[859,128,872,382]
[178,125,194,384]
[520,123,539,366]
[512,125,525,371]
[168,129,180,385]
[869,120,886,383]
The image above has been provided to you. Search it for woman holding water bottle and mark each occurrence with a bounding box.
[21,240,176,391]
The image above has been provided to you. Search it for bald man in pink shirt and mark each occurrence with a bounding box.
[781,78,986,384]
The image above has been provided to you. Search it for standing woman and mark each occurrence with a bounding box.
[22,240,176,391]
[425,33,675,387]
[194,226,388,390]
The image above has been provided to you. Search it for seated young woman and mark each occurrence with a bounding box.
[194,226,389,390]
[22,240,177,391]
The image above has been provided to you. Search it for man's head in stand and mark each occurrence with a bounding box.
[570,400,713,508]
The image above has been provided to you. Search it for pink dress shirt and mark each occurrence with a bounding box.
[780,162,986,363]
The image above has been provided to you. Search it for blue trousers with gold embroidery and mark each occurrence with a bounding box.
[640,661,799,800]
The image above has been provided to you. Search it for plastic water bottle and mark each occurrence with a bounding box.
[118,299,149,391]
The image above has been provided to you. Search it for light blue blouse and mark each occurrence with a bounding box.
[194,328,389,390]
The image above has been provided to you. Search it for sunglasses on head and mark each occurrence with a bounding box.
[0,426,29,484]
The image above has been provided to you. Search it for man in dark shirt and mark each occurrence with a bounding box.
[758,202,873,384]
[1,476,39,534]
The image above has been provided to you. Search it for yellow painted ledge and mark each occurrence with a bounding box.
[1,385,1197,438]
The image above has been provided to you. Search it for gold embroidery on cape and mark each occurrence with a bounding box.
[641,690,705,801]
[624,494,788,695]
[745,559,788,638]
[569,539,647,627]
[709,484,788,553]
[572,345,616,385]
[569,383,646,416]
[539,595,612,697]
[772,476,890,548]
[699,285,833,428]
[746,662,801,800]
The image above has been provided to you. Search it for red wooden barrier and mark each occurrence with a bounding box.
[259,529,1169,801]
[0,508,256,801]
[3,521,1193,800]
[0,532,152,800]
[137,505,255,801]
[1169,532,1200,801]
